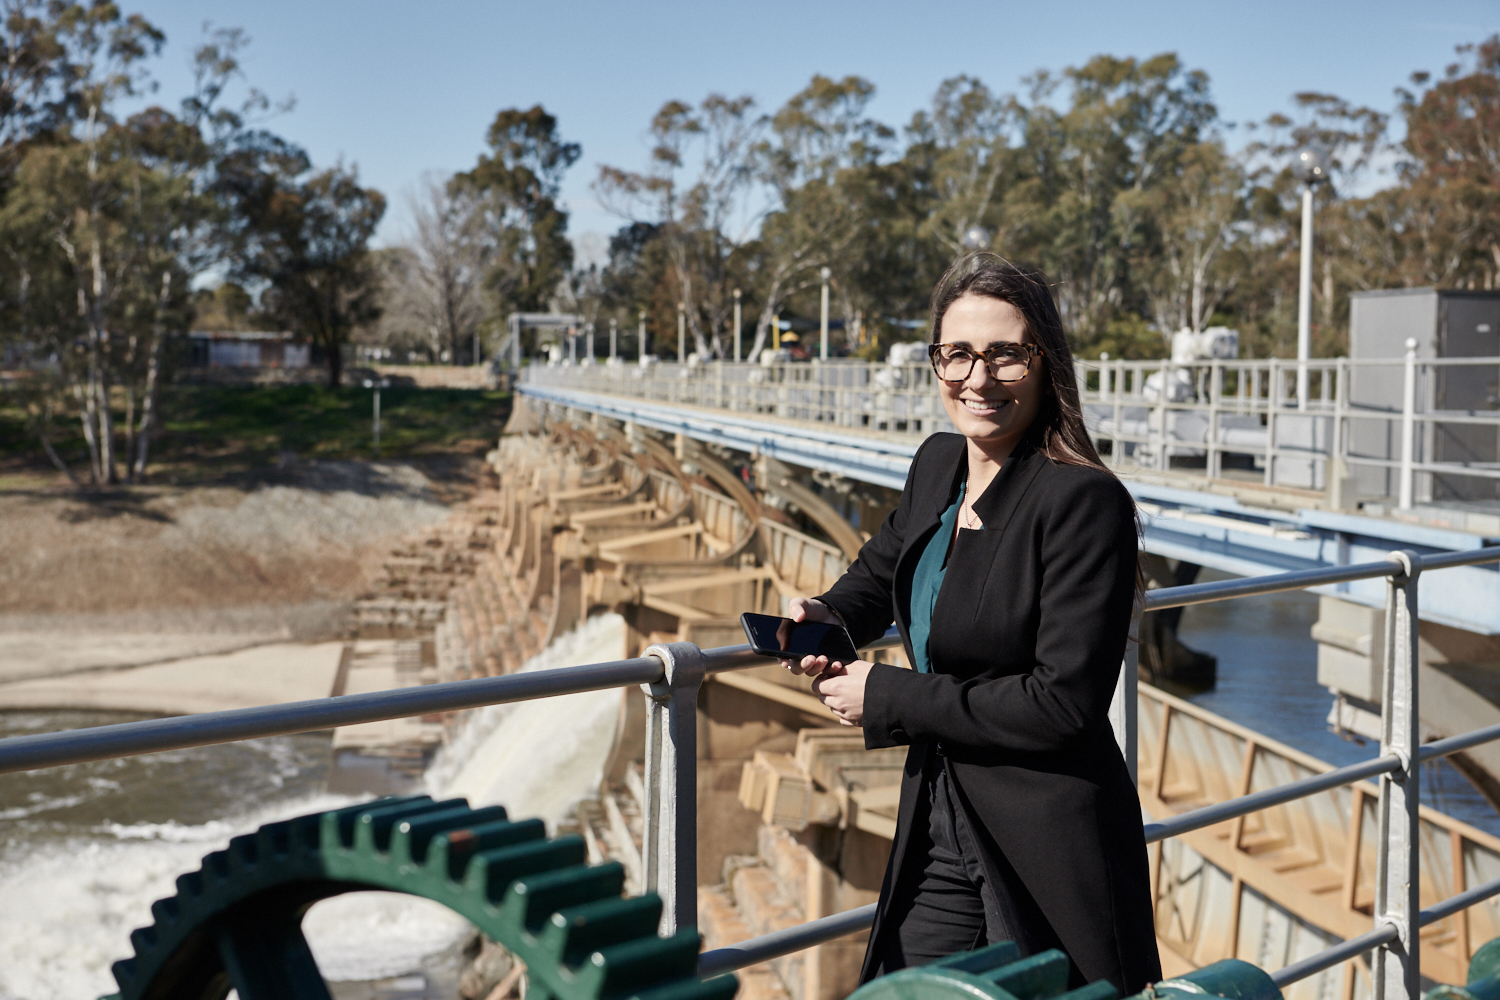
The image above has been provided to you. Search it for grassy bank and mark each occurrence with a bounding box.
[0,383,512,487]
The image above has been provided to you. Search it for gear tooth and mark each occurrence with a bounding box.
[203,849,230,881]
[540,895,662,969]
[129,926,158,953]
[175,870,204,897]
[258,820,293,859]
[582,928,702,1000]
[323,795,431,849]
[110,957,138,987]
[150,897,180,925]
[434,818,547,882]
[464,835,588,904]
[500,862,627,941]
[228,832,259,867]
[397,804,510,866]
[355,797,468,854]
[293,813,322,852]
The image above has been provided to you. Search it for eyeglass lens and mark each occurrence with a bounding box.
[934,345,1031,382]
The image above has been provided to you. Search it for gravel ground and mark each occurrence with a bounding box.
[0,460,452,675]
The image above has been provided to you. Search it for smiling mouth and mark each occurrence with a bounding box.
[960,398,1007,412]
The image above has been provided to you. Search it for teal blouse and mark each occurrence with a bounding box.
[907,482,964,674]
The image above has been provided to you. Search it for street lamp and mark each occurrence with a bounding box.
[819,267,831,361]
[961,225,992,251]
[609,317,618,360]
[677,302,686,362]
[1292,146,1331,410]
[733,288,742,362]
[638,309,647,361]
[361,378,390,458]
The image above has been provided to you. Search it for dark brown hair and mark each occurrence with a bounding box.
[930,251,1110,474]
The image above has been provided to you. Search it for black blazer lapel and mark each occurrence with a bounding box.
[969,441,1048,535]
[889,435,965,634]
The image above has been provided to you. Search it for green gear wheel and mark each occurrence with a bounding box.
[104,795,739,1000]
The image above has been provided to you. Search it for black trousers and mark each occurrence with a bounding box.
[872,754,1064,975]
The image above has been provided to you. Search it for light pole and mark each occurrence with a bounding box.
[638,309,647,361]
[362,378,390,458]
[677,302,686,362]
[819,267,831,360]
[585,322,595,363]
[1292,146,1330,410]
[732,289,742,362]
[610,317,618,360]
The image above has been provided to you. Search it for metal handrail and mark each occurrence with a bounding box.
[699,903,878,977]
[1271,876,1500,988]
[1142,754,1404,844]
[0,634,903,775]
[1144,547,1500,613]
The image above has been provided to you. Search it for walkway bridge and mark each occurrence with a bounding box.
[518,354,1500,637]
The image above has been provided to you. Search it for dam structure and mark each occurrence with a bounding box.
[2,337,1500,1000]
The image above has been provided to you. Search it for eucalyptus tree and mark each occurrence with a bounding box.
[1002,53,1217,345]
[905,75,1020,255]
[377,177,489,363]
[745,75,891,359]
[597,93,761,358]
[452,105,580,338]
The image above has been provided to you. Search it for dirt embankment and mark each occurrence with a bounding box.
[0,460,467,677]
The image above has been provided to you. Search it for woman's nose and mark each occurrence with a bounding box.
[965,358,997,389]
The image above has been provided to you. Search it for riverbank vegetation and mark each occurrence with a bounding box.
[0,384,510,490]
[0,1,1495,488]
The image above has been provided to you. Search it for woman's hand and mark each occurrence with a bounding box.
[781,597,837,676]
[813,660,873,726]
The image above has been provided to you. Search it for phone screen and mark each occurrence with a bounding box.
[741,612,859,663]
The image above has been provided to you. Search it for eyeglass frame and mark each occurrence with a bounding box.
[928,341,1045,383]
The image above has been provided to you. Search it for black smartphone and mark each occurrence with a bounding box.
[740,612,860,663]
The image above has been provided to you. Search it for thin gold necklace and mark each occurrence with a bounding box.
[961,474,978,529]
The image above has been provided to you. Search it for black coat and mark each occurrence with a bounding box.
[818,432,1160,992]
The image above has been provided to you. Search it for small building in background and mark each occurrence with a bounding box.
[188,330,308,368]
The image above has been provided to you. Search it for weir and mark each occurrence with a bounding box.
[5,351,1500,1000]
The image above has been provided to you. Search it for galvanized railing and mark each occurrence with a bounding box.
[524,353,1500,510]
[3,547,1500,998]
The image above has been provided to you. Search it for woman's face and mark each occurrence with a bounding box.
[935,294,1046,456]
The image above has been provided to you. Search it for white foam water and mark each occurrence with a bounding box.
[0,791,358,1000]
[0,614,627,999]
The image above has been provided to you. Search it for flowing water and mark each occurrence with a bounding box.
[0,613,628,1000]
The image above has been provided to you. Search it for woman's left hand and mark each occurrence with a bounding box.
[812,660,874,726]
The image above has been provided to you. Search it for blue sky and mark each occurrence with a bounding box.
[124,1,1499,260]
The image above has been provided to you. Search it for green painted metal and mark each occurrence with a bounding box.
[1428,938,1500,1000]
[1136,962,1282,1000]
[102,796,739,1000]
[844,945,1285,1000]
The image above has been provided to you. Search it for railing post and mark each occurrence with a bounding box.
[1399,339,1418,510]
[641,641,705,936]
[1374,550,1422,1000]
[1265,359,1279,488]
[1156,362,1171,471]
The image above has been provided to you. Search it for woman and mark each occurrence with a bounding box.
[784,252,1159,991]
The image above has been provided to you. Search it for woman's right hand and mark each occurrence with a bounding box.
[782,597,836,676]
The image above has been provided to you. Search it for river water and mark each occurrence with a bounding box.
[0,603,1494,998]
[1177,579,1500,837]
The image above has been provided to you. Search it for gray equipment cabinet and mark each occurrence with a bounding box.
[1348,288,1500,503]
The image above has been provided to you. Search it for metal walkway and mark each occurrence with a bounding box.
[519,381,1500,635]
